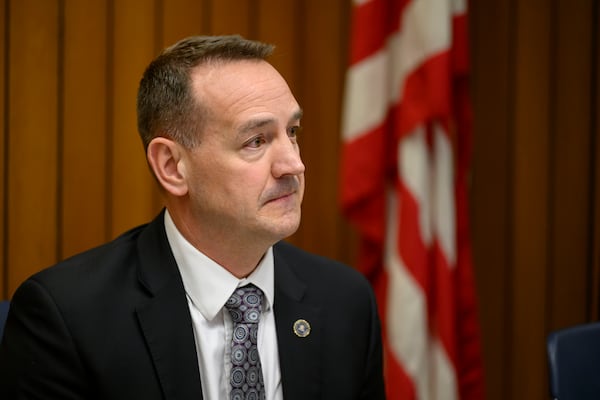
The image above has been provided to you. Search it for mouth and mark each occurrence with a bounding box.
[265,190,296,205]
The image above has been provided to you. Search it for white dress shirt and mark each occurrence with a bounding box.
[164,211,284,400]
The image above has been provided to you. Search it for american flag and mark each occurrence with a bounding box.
[340,0,485,398]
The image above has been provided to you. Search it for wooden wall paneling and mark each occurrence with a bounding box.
[594,108,600,318]
[468,0,513,397]
[255,0,299,94]
[110,0,163,238]
[209,0,251,36]
[7,0,60,295]
[592,0,600,321]
[295,0,351,262]
[511,0,552,398]
[61,0,110,259]
[161,0,207,46]
[0,0,6,298]
[548,0,594,330]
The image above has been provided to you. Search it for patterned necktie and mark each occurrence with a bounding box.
[225,284,266,400]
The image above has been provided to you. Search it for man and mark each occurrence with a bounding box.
[0,35,385,399]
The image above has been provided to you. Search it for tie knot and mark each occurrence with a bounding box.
[225,284,263,324]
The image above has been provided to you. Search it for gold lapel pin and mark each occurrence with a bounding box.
[293,319,311,338]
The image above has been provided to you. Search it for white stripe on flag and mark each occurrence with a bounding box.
[341,49,389,141]
[430,336,459,400]
[432,123,456,266]
[452,0,467,14]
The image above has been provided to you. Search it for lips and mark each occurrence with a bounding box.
[265,190,295,204]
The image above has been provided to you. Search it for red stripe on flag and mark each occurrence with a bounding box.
[392,54,452,139]
[397,179,430,292]
[340,126,390,231]
[349,0,411,65]
[432,239,458,365]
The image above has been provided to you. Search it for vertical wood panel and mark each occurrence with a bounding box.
[7,0,60,295]
[511,0,551,398]
[210,0,251,36]
[592,1,600,320]
[110,0,162,238]
[161,0,206,46]
[548,0,593,329]
[255,0,299,94]
[61,0,109,258]
[0,0,6,298]
[469,0,513,397]
[295,0,350,262]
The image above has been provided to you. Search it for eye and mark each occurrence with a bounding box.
[244,135,266,149]
[287,125,303,141]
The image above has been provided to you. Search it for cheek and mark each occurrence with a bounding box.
[185,149,272,201]
[204,164,267,203]
[184,157,224,201]
[228,169,268,198]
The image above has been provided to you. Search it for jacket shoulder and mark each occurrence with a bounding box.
[273,240,371,292]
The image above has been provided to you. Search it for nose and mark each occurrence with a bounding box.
[271,135,305,178]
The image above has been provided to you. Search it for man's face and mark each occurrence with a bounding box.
[181,59,305,247]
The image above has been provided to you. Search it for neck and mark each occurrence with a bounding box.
[166,206,270,279]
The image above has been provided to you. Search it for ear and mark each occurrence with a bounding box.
[146,137,189,197]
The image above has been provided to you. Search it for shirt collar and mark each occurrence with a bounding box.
[163,210,275,321]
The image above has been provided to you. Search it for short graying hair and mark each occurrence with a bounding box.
[136,35,274,149]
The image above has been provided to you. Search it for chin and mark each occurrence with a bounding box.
[264,215,301,242]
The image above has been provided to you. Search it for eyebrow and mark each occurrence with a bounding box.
[291,109,304,122]
[237,108,304,136]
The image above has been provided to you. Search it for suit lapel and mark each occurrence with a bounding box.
[273,246,322,400]
[134,213,204,400]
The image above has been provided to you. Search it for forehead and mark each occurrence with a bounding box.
[190,60,300,128]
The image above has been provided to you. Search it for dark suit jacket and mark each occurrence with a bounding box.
[0,212,385,399]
